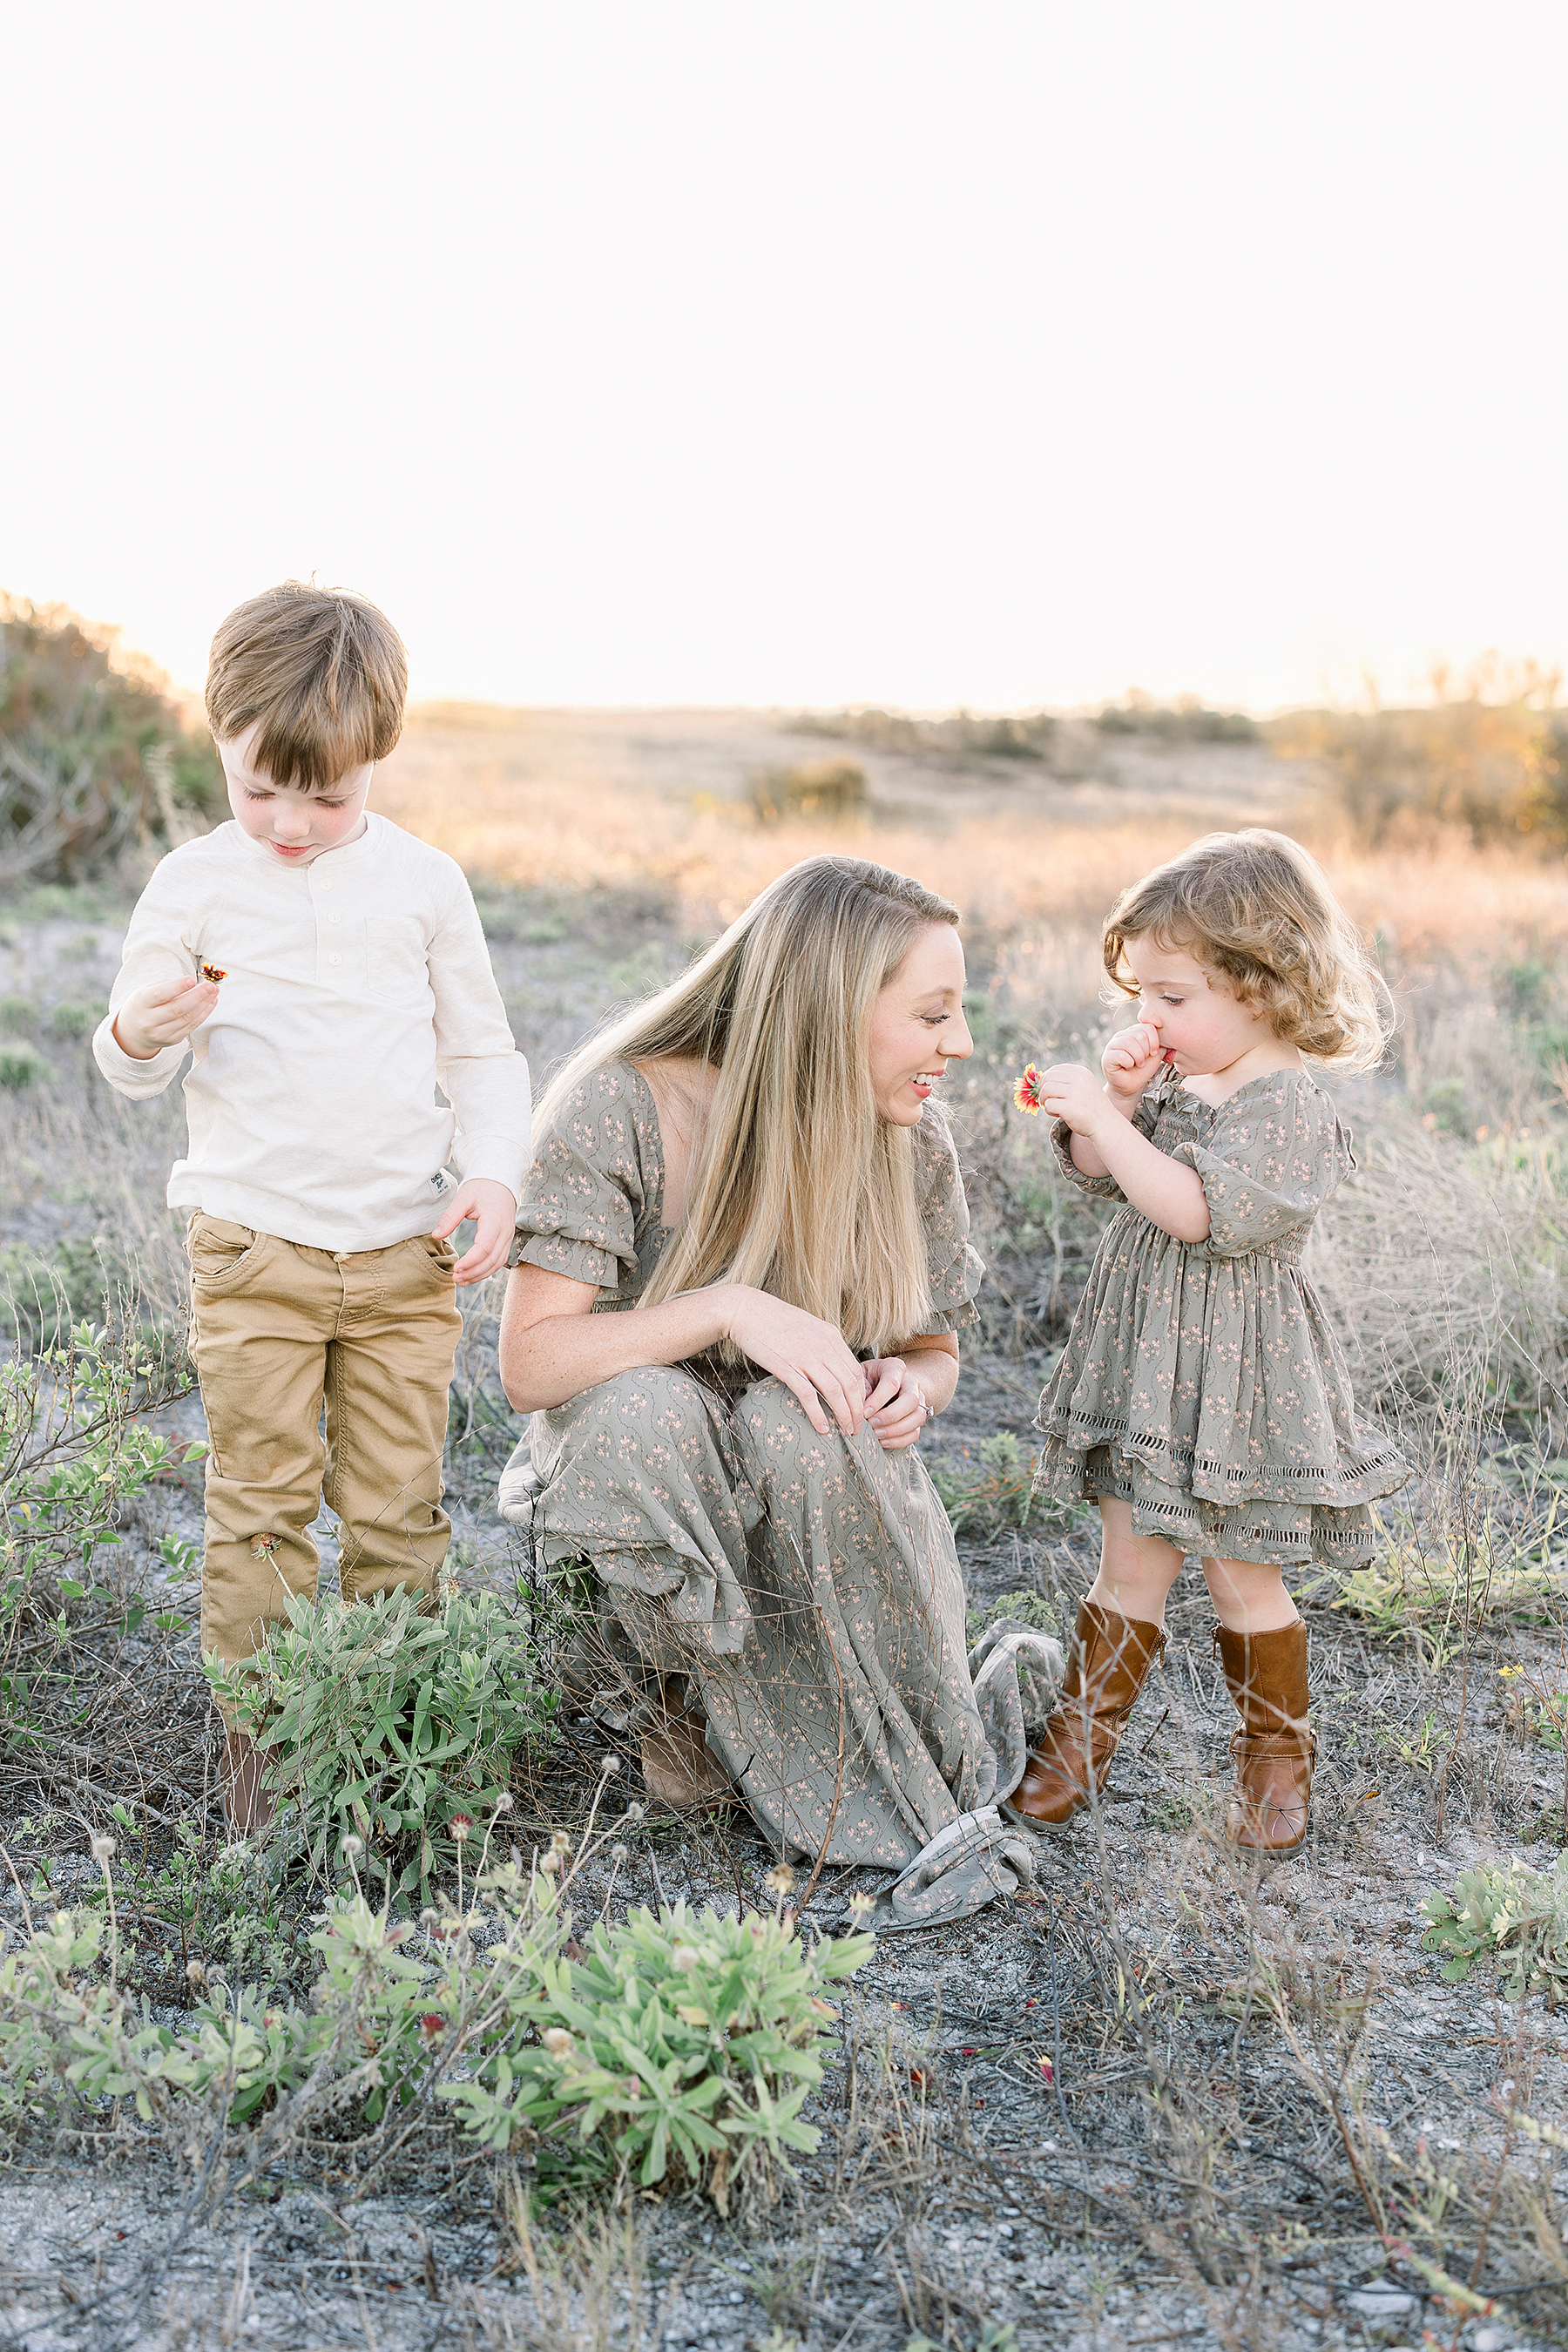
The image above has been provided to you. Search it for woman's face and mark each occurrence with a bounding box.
[869,922,973,1125]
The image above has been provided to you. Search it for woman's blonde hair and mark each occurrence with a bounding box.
[1102,828,1393,1071]
[535,855,961,1354]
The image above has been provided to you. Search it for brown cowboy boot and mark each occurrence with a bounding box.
[220,1729,275,1836]
[1215,1619,1315,1855]
[1011,1601,1166,1826]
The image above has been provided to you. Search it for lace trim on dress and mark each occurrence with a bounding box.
[1037,1407,1407,1497]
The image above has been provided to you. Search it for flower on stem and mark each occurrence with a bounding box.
[340,1834,364,1862]
[621,1801,645,1825]
[765,1862,796,1898]
[1014,1064,1047,1116]
[538,1850,562,1876]
[421,2014,445,2039]
[449,1815,473,1844]
[672,1944,700,1972]
[541,2027,576,2059]
[551,1831,571,1857]
[492,1791,514,1814]
[610,1844,630,1865]
[846,1890,876,1920]
[90,1834,116,1867]
[599,1753,622,1777]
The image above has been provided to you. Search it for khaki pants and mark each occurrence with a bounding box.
[187,1214,463,1689]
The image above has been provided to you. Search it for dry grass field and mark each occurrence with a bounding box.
[4,702,1568,2352]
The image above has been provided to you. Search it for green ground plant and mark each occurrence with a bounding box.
[1423,1853,1568,1999]
[1,1313,198,1718]
[0,1814,872,2209]
[929,1432,1037,1540]
[205,1586,559,1901]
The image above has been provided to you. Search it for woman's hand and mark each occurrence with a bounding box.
[1101,1020,1166,1107]
[720,1288,868,1439]
[862,1355,930,1450]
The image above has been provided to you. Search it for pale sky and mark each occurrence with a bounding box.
[6,3,1567,713]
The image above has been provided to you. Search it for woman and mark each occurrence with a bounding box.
[497,855,1055,1929]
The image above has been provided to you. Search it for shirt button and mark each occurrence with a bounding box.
[328,952,343,967]
[318,877,334,892]
[328,911,341,924]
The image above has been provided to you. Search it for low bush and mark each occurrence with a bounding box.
[0,595,220,885]
[1271,671,1568,851]
[749,759,867,828]
[1,1315,198,1713]
[1423,1853,1568,1999]
[930,1431,1039,1540]
[0,1825,873,2209]
[788,707,1058,760]
[0,1040,44,1089]
[205,1587,560,1900]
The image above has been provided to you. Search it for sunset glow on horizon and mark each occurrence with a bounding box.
[5,3,1568,716]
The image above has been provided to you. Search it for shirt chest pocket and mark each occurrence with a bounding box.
[365,915,430,1004]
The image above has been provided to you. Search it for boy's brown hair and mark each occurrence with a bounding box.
[205,583,407,791]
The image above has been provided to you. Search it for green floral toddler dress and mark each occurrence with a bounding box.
[1035,1068,1407,1565]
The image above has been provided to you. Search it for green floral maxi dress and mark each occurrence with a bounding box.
[1035,1069,1407,1564]
[499,1061,1058,1930]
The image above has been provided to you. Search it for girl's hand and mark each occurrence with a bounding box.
[112,974,220,1060]
[1038,1062,1111,1138]
[862,1355,930,1450]
[1101,1020,1166,1105]
[721,1288,867,1438]
[432,1178,518,1285]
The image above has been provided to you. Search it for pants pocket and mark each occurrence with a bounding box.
[187,1214,263,1292]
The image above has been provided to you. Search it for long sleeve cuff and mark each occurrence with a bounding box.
[91,1014,188,1098]
[449,1128,529,1200]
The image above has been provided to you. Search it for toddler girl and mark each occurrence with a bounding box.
[1016,830,1407,1853]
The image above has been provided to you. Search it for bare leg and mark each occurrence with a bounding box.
[1085,1497,1186,1628]
[1201,1554,1301,1633]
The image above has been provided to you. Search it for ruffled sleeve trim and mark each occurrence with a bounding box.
[1170,1071,1354,1260]
[1050,1082,1166,1201]
[510,1060,650,1295]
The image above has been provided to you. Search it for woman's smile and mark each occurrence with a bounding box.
[909,1067,944,1100]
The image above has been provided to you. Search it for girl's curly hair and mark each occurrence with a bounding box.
[1102,828,1394,1071]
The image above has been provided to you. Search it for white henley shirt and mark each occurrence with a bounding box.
[93,813,531,1254]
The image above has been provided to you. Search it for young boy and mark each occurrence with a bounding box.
[95,583,531,1833]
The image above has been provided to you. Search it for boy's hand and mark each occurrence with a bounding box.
[1037,1062,1112,1138]
[1102,1020,1166,1105]
[432,1179,517,1287]
[112,975,220,1060]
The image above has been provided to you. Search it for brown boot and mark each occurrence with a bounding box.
[1215,1620,1315,1855]
[220,1729,275,1836]
[1011,1602,1166,1826]
[639,1678,736,1809]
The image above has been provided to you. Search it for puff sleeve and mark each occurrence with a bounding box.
[915,1113,985,1335]
[510,1065,648,1293]
[1049,1087,1163,1201]
[1171,1075,1354,1260]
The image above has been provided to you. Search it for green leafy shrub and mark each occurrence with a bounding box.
[930,1431,1039,1539]
[0,595,220,885]
[0,1041,44,1089]
[0,994,36,1032]
[206,1587,559,1898]
[2,1317,198,1717]
[965,1586,1061,1646]
[48,997,108,1040]
[0,1844,872,2208]
[1423,1853,1568,1999]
